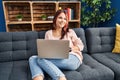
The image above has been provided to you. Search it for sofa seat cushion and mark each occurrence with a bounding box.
[0,55,114,80]
[44,70,83,80]
[0,60,32,80]
[43,54,114,80]
[76,54,114,80]
[92,52,120,80]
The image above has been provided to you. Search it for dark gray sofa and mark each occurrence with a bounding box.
[0,27,118,80]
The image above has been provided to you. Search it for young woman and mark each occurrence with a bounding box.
[29,9,84,80]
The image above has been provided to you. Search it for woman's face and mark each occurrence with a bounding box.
[56,12,67,28]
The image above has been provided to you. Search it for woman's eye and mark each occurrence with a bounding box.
[58,17,66,20]
[58,17,62,19]
[64,18,67,20]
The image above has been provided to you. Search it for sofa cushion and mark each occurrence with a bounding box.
[0,61,32,80]
[0,31,38,62]
[86,27,120,80]
[86,27,115,53]
[76,53,114,80]
[92,53,120,80]
[43,54,114,80]
[112,23,120,53]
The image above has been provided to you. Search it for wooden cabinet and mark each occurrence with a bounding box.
[3,1,81,32]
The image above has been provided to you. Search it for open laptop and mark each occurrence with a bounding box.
[36,39,70,59]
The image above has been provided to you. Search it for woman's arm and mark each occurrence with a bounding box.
[45,30,50,40]
[70,29,84,52]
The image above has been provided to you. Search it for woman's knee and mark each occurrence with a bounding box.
[29,55,38,63]
[37,58,46,64]
[67,62,80,70]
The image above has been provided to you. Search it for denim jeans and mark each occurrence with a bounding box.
[29,53,81,80]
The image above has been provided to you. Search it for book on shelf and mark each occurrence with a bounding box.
[66,8,74,20]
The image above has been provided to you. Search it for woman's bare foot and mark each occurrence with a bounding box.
[33,75,44,80]
[59,76,67,80]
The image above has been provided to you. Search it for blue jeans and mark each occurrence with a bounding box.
[29,53,81,80]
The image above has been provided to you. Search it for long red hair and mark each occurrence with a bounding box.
[52,9,69,39]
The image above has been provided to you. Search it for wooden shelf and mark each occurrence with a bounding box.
[33,21,53,24]
[7,24,32,32]
[7,21,32,24]
[3,1,81,32]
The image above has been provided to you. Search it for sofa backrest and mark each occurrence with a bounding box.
[0,28,87,62]
[38,28,88,53]
[0,31,38,62]
[86,27,115,54]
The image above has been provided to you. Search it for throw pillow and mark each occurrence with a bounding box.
[112,23,120,53]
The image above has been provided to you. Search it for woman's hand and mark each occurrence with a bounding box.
[71,46,79,52]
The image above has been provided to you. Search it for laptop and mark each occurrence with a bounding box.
[36,39,70,59]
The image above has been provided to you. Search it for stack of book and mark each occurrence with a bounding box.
[66,8,74,20]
